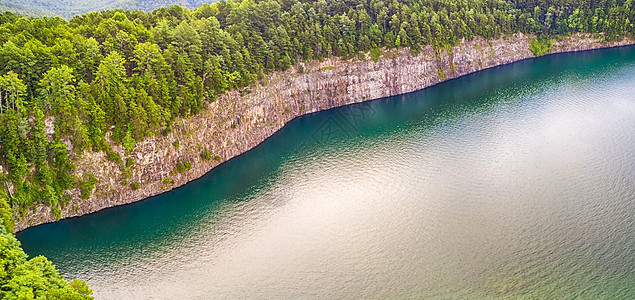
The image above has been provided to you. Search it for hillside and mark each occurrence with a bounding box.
[0,0,215,18]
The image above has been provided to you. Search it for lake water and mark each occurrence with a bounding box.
[18,46,635,299]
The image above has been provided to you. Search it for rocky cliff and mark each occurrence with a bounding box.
[15,33,635,231]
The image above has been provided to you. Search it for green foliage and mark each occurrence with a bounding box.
[105,149,122,164]
[121,130,136,153]
[0,224,93,299]
[48,141,76,194]
[175,162,185,173]
[200,148,212,161]
[529,38,554,56]
[370,48,382,62]
[0,196,13,233]
[120,157,134,185]
[125,157,135,168]
[78,173,97,200]
[438,69,446,81]
[175,160,191,173]
[130,182,140,190]
[0,72,26,114]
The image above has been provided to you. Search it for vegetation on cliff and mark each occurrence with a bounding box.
[529,36,553,56]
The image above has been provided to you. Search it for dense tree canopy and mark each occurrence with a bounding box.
[0,224,93,299]
[0,0,217,19]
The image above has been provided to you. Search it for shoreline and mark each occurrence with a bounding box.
[15,33,635,232]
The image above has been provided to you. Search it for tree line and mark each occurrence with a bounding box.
[0,0,214,19]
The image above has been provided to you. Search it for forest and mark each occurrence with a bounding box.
[0,0,633,296]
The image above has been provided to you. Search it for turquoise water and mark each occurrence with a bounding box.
[18,46,635,299]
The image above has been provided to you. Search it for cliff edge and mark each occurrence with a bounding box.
[15,33,634,231]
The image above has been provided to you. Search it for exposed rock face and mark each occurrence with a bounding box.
[15,33,634,231]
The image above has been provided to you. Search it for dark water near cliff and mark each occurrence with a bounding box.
[18,46,635,299]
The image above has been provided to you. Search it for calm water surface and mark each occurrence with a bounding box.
[18,46,635,299]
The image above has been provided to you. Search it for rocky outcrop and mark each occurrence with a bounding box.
[14,33,635,231]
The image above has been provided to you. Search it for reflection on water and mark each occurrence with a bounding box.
[18,46,635,299]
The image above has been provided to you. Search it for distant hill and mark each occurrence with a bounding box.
[0,0,216,18]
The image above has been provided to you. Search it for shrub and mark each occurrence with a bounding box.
[122,131,136,152]
[105,149,121,163]
[125,157,135,168]
[78,173,98,200]
[201,149,212,161]
[529,38,553,56]
[175,160,192,173]
[438,69,446,81]
[370,48,382,62]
